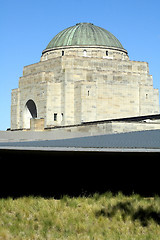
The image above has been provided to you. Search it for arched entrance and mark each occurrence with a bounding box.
[23,100,37,129]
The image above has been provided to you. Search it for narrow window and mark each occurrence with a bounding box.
[106,51,108,56]
[61,113,64,121]
[146,94,148,99]
[83,50,87,57]
[62,51,64,56]
[54,113,57,121]
[88,90,90,96]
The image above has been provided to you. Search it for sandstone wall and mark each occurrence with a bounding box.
[11,47,159,130]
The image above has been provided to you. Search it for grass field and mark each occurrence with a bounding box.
[0,192,160,240]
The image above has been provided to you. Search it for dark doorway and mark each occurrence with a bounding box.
[26,100,37,118]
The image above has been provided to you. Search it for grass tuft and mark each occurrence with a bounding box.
[0,193,160,239]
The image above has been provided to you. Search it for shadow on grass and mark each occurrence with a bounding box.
[95,201,160,227]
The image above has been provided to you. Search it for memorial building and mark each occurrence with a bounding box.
[11,23,159,130]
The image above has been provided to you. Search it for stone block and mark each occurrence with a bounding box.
[30,118,44,131]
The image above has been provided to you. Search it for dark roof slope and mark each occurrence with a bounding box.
[0,130,160,149]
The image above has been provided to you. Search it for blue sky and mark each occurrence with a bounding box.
[0,0,160,130]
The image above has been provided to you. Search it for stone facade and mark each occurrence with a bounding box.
[11,45,159,130]
[46,120,160,135]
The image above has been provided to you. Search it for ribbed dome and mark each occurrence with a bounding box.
[46,23,124,50]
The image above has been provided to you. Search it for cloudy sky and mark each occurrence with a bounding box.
[0,0,160,130]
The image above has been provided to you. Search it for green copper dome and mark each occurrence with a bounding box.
[46,23,124,50]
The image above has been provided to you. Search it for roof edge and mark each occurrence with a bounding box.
[42,45,128,55]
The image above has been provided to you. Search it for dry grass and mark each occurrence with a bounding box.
[0,192,160,239]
